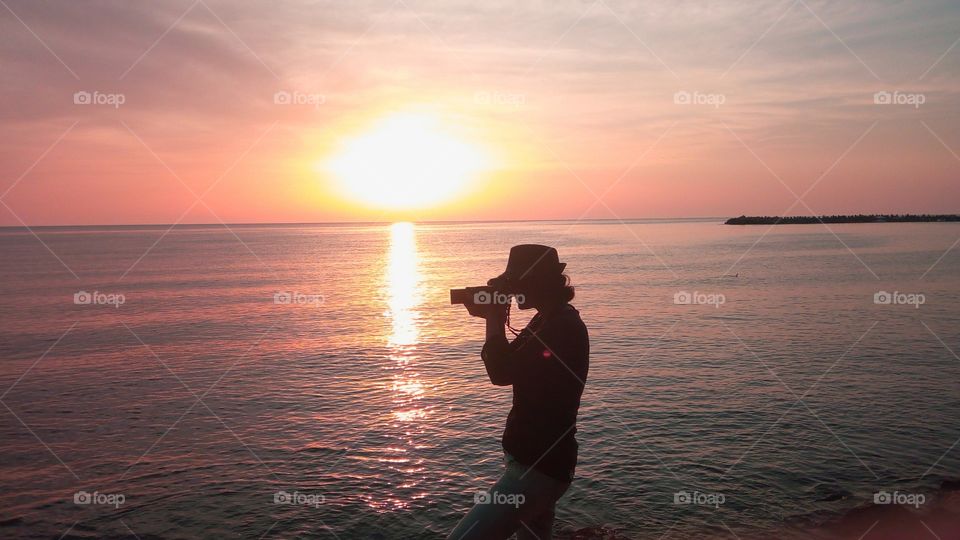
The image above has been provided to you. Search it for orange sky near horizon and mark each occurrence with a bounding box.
[1,1,959,226]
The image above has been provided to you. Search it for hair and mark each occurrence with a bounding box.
[516,272,575,304]
[550,273,575,303]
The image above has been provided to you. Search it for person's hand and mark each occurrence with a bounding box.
[464,301,508,322]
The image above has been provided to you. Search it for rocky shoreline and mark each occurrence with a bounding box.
[725,214,960,225]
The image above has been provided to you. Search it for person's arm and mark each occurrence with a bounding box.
[463,301,516,386]
[480,307,515,386]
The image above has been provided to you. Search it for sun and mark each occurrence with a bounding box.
[325,112,490,210]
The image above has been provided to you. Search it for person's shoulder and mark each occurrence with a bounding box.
[553,304,587,333]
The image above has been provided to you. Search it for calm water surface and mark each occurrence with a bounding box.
[1,219,959,539]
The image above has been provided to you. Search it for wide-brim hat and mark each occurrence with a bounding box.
[489,244,566,286]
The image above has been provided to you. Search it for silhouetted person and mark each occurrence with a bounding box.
[449,245,589,540]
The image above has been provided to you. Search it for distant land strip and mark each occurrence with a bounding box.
[725,214,960,225]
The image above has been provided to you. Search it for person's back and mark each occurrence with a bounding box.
[495,303,589,482]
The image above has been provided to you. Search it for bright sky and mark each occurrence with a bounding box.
[1,0,959,225]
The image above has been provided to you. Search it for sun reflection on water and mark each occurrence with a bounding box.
[367,221,430,512]
[386,222,420,347]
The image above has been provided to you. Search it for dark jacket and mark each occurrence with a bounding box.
[481,304,589,482]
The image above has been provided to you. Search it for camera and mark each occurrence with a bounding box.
[450,286,514,306]
[451,274,526,307]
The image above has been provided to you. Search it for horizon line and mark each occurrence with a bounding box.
[1,213,955,229]
[0,216,729,229]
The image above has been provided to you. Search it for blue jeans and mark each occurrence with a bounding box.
[447,453,572,540]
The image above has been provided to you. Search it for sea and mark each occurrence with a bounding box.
[1,218,959,539]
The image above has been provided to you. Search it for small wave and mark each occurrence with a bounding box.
[811,479,960,539]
